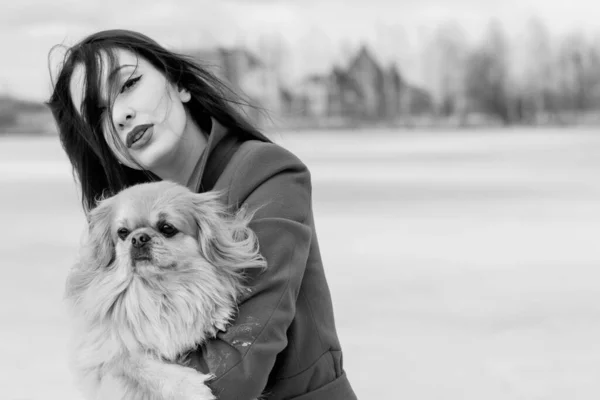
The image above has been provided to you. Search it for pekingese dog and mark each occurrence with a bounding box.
[65,181,266,400]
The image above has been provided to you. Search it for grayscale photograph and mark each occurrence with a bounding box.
[1,1,599,399]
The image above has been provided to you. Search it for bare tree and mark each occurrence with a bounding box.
[464,20,513,124]
[520,18,557,122]
[556,32,598,116]
[422,22,469,120]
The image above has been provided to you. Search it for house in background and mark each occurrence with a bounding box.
[279,85,309,118]
[186,44,433,128]
[327,67,364,118]
[383,63,404,119]
[289,44,432,124]
[403,85,435,116]
[291,67,364,120]
[344,46,386,119]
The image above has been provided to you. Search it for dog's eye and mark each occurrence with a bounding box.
[117,228,130,240]
[159,223,178,238]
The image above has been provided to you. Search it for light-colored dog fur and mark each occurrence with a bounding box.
[65,181,266,400]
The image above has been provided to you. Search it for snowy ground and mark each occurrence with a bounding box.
[1,127,600,399]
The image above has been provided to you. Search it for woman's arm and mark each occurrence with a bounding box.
[189,142,314,399]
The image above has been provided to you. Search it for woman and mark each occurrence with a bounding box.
[48,30,357,400]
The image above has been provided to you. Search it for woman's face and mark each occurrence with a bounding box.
[69,48,192,170]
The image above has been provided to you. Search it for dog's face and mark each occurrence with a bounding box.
[82,181,220,279]
[65,181,265,356]
[108,182,204,276]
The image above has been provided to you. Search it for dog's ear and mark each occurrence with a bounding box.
[190,191,267,272]
[84,197,116,269]
[65,197,115,303]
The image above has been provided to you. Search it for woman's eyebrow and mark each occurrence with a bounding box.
[108,64,137,81]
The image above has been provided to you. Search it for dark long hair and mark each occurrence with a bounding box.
[47,29,269,213]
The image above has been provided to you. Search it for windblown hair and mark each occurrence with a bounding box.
[64,181,266,399]
[46,29,270,213]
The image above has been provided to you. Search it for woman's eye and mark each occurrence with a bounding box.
[117,228,130,240]
[120,76,141,94]
[159,223,178,238]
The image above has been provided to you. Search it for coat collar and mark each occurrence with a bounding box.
[186,117,229,192]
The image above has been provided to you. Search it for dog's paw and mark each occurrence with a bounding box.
[214,319,229,333]
[175,372,216,400]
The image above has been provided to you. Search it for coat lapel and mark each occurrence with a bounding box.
[186,117,230,192]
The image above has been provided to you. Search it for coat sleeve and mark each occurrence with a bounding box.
[187,142,313,399]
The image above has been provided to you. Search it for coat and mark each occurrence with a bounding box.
[185,119,357,400]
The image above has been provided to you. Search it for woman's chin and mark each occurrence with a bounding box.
[130,137,179,173]
[130,149,165,172]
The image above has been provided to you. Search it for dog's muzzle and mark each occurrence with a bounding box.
[132,232,151,248]
[130,232,153,262]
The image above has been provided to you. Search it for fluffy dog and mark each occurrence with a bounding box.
[65,181,266,400]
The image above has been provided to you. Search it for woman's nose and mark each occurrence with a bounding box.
[113,106,136,130]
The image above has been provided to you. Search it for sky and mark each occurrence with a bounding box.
[2,0,600,100]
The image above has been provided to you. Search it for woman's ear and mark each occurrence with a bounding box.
[178,87,191,103]
[190,191,266,272]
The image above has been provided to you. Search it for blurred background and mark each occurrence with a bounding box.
[2,1,600,399]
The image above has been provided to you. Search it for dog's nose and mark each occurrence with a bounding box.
[131,232,151,248]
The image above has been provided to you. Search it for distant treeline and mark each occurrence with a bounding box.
[415,19,600,126]
[0,96,54,134]
[185,18,600,129]
[5,18,600,135]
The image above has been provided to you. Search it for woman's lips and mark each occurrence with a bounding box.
[127,124,154,150]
